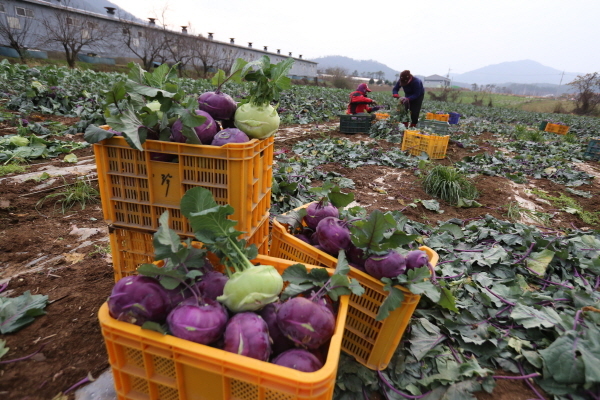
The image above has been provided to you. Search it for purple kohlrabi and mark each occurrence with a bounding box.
[259,301,295,356]
[405,250,429,271]
[170,110,218,145]
[194,270,229,301]
[364,250,407,280]
[223,312,271,361]
[303,201,339,230]
[272,349,324,372]
[277,297,335,350]
[211,128,250,146]
[107,275,171,326]
[198,91,237,121]
[314,217,352,256]
[167,298,229,345]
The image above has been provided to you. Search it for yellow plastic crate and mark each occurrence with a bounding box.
[94,136,273,238]
[99,255,349,400]
[374,112,390,120]
[436,113,450,122]
[401,130,449,159]
[545,123,569,135]
[109,215,270,282]
[269,205,439,370]
[425,112,435,120]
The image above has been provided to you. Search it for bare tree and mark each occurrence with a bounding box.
[568,72,600,115]
[217,47,241,74]
[190,37,222,78]
[0,11,35,62]
[119,22,165,70]
[163,30,194,77]
[39,2,114,68]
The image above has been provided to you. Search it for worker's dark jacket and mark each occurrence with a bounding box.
[346,90,374,114]
[392,76,425,101]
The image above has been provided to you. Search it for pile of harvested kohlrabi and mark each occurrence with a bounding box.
[106,187,364,371]
[84,56,293,149]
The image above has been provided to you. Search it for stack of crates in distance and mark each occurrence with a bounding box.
[99,255,350,400]
[339,114,374,134]
[94,136,274,281]
[269,204,439,370]
[425,112,450,122]
[418,119,450,135]
[545,122,570,135]
[585,138,600,161]
[401,130,450,159]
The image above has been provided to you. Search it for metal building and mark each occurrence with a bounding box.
[0,0,317,78]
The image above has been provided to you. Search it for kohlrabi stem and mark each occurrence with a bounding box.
[377,370,431,399]
[0,281,8,294]
[517,363,546,400]
[227,237,256,272]
[513,242,536,265]
[573,310,583,331]
[482,286,516,306]
[448,344,462,364]
[427,262,438,284]
[0,344,46,365]
[492,373,541,380]
[533,277,574,289]
[63,374,95,395]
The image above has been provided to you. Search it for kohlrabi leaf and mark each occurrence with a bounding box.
[274,208,307,233]
[83,125,114,144]
[525,249,555,276]
[350,209,397,250]
[104,81,127,105]
[0,339,8,360]
[105,106,145,150]
[0,291,48,334]
[376,278,405,321]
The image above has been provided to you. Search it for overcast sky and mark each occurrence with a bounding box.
[108,0,599,77]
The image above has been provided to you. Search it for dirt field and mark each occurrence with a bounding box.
[1,117,598,400]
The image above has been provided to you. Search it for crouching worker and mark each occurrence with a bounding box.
[347,83,382,114]
[392,70,425,127]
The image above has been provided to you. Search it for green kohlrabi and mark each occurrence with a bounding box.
[234,103,280,139]
[180,187,283,313]
[233,56,294,139]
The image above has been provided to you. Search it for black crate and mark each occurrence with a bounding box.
[340,114,373,134]
[584,138,600,161]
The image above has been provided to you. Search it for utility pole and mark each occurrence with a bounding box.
[446,67,452,87]
[556,71,565,98]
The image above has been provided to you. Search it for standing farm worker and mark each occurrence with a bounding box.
[392,70,425,127]
[347,83,381,114]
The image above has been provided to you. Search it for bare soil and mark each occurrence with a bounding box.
[1,117,598,400]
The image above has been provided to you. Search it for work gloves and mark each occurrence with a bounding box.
[392,94,400,98]
[400,97,409,104]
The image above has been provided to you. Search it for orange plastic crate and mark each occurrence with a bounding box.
[545,123,569,135]
[99,255,349,400]
[425,112,434,120]
[109,215,270,282]
[269,206,439,370]
[374,112,390,121]
[94,136,273,237]
[435,113,450,122]
[401,130,449,159]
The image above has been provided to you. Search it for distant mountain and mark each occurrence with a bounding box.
[310,56,400,82]
[450,60,581,86]
[52,0,141,22]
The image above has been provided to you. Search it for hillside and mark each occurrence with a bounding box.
[450,60,581,86]
[310,55,400,82]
